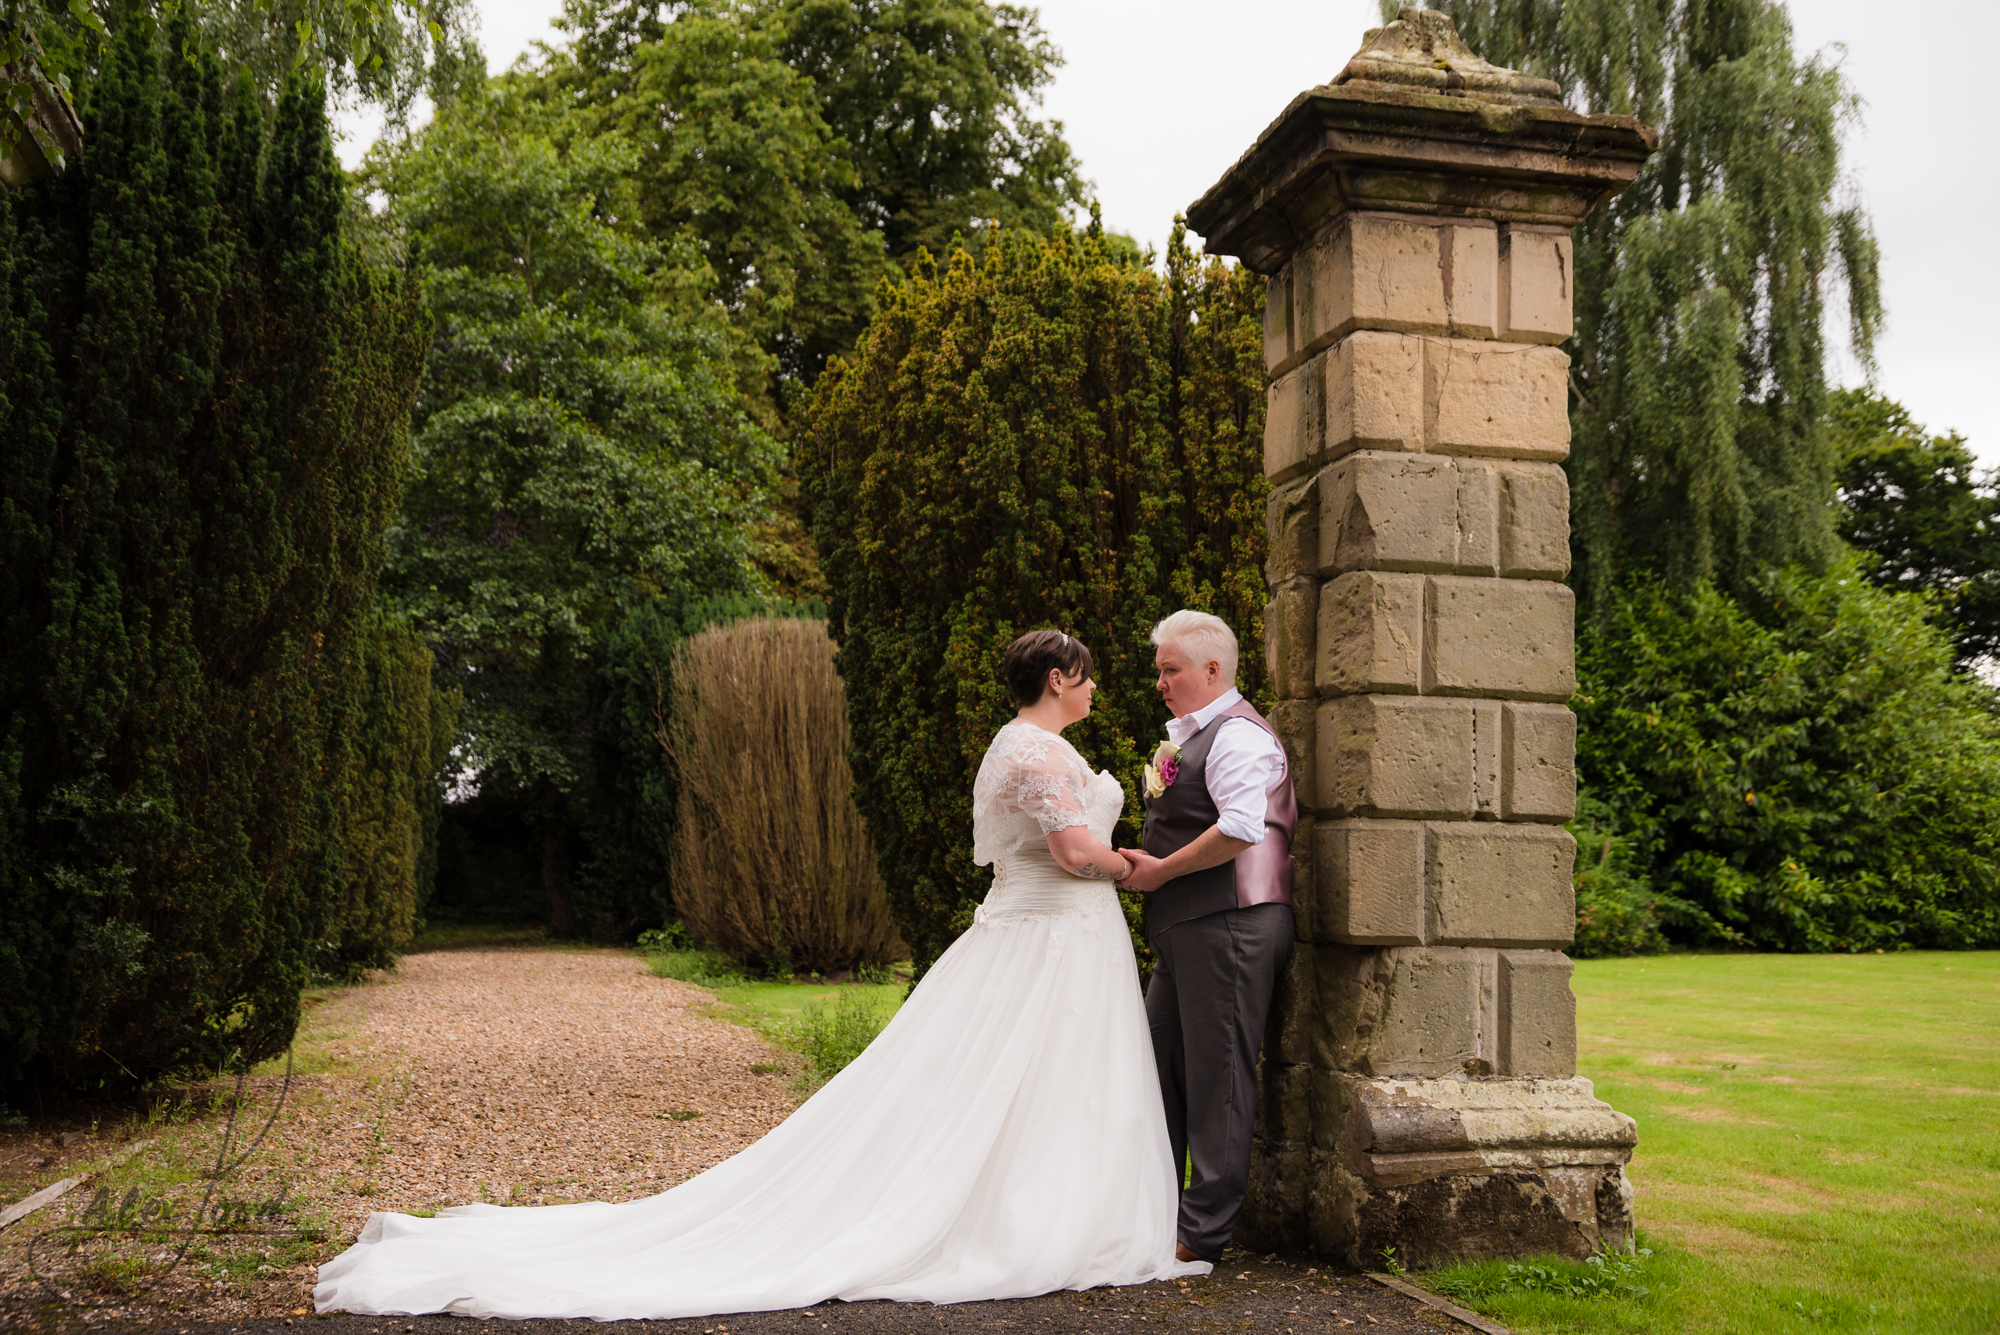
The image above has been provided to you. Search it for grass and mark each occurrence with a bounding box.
[639,939,906,1091]
[407,921,586,952]
[6,1068,342,1309]
[1420,950,2000,1333]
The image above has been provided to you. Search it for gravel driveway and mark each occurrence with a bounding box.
[1,944,797,1328]
[1,944,1469,1334]
[310,945,801,1217]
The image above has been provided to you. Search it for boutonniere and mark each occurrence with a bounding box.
[1142,738,1181,800]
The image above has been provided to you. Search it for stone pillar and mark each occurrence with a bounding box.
[1186,9,1658,1267]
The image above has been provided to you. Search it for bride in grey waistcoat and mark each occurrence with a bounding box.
[1118,611,1298,1264]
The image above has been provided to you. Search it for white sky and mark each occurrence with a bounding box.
[337,0,1998,463]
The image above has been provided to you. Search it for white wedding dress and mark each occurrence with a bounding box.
[313,719,1205,1320]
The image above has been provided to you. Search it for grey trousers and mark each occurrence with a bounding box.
[1144,902,1294,1261]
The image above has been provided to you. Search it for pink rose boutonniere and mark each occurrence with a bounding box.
[1142,739,1181,800]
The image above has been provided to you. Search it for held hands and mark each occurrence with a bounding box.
[1116,848,1170,894]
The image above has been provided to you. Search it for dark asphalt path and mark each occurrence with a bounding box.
[14,1254,1469,1334]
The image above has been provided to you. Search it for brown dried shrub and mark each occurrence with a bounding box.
[662,617,898,974]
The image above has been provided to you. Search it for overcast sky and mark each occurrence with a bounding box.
[337,0,1997,462]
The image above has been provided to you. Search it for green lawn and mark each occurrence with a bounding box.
[1425,951,2000,1333]
[694,976,905,1036]
[639,945,907,1089]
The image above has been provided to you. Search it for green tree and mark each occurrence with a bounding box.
[803,222,1268,975]
[368,87,780,933]
[1830,388,2000,671]
[0,17,429,1092]
[534,2,885,391]
[1414,0,1881,612]
[534,0,1084,390]
[1574,567,2000,951]
[4,0,478,175]
[763,0,1086,262]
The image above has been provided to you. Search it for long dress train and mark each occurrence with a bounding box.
[313,721,1203,1319]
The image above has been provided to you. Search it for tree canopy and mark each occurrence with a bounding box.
[366,86,780,929]
[529,0,1084,392]
[1831,388,2000,672]
[4,0,479,171]
[764,0,1085,262]
[1417,0,1881,612]
[529,2,885,390]
[1575,566,2000,952]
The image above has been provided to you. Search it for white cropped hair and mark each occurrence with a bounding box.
[1150,610,1238,685]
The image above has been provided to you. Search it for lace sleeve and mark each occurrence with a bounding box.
[970,722,1097,865]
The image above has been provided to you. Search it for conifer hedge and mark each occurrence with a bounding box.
[803,223,1268,974]
[324,614,460,978]
[0,17,429,1094]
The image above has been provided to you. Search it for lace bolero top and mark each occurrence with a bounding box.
[970,720,1119,867]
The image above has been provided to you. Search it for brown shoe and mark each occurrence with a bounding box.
[1175,1243,1205,1264]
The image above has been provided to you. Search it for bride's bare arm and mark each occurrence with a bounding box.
[1044,826,1134,882]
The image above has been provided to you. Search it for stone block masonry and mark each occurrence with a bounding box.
[1191,6,1655,1268]
[1264,335,1571,482]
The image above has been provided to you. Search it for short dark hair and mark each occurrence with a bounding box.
[1001,629,1094,708]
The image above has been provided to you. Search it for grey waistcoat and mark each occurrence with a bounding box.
[1139,699,1297,940]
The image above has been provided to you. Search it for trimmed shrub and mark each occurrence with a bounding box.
[802,222,1269,974]
[665,616,898,975]
[0,21,427,1092]
[1575,567,2000,951]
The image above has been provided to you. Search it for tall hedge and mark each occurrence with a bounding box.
[802,222,1268,974]
[323,613,459,978]
[0,18,429,1093]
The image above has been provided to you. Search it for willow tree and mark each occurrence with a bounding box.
[1415,0,1881,611]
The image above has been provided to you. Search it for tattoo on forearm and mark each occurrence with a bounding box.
[1071,860,1121,881]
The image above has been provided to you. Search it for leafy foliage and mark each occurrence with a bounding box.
[1831,388,2000,671]
[0,18,428,1091]
[1432,1249,1656,1302]
[803,222,1269,974]
[785,989,892,1092]
[535,0,886,391]
[1567,789,1670,958]
[1414,0,1880,613]
[638,923,751,987]
[323,613,460,979]
[3,0,478,175]
[1573,569,2000,951]
[763,0,1085,262]
[533,0,1083,391]
[367,87,781,931]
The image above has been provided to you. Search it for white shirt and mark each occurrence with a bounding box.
[1163,688,1287,845]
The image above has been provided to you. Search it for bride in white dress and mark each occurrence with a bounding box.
[313,629,1207,1320]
